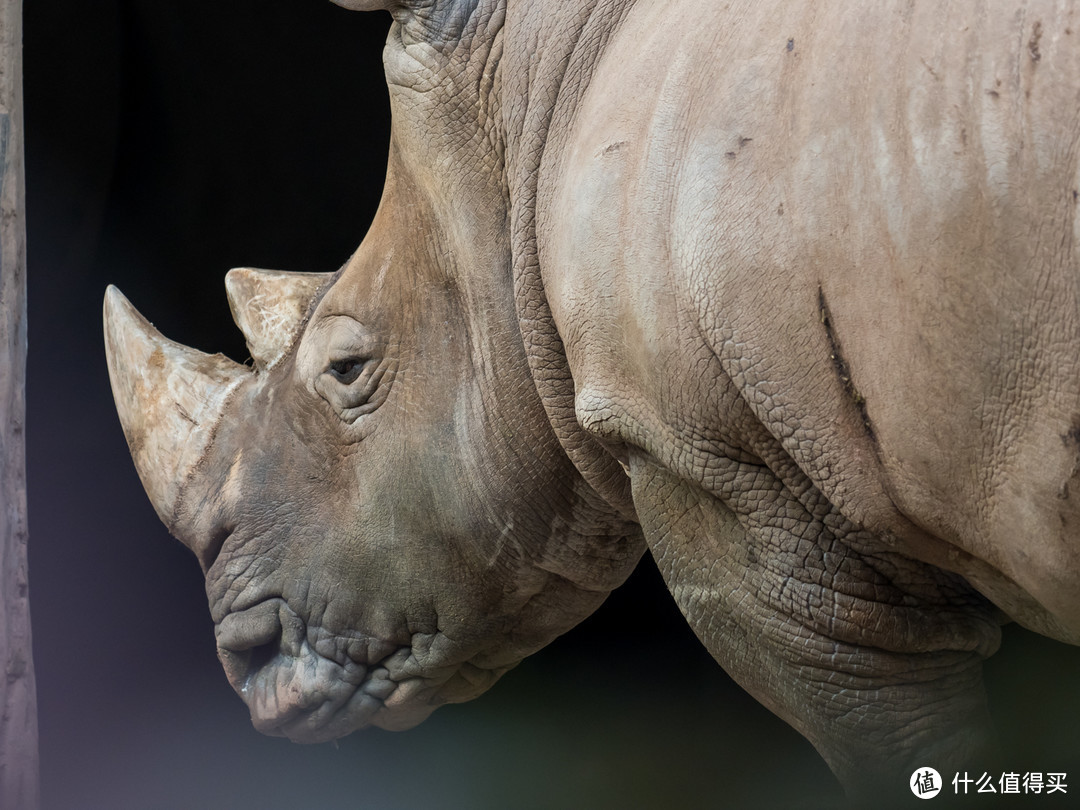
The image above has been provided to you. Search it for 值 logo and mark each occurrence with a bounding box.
[911,767,943,799]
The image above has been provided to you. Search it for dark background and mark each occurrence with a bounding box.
[22,2,1080,808]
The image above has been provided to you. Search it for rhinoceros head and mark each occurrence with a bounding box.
[105,250,639,740]
[104,1,642,740]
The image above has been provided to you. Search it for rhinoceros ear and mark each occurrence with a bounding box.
[103,286,249,531]
[224,268,333,370]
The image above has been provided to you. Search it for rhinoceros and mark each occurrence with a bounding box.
[103,0,1080,794]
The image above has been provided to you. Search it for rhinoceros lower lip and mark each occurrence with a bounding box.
[214,598,422,741]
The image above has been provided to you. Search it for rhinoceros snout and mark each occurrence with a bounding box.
[212,599,418,741]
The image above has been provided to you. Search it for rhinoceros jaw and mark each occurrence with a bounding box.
[224,267,333,370]
[103,285,249,531]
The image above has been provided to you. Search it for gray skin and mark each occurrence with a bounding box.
[104,0,1080,795]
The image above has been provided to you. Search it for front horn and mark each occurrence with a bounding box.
[103,286,249,530]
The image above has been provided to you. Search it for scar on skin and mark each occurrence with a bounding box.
[1029,21,1043,63]
[818,286,877,445]
[597,140,628,156]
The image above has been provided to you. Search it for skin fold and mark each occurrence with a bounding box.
[104,0,1080,795]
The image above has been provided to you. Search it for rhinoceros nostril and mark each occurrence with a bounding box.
[241,638,279,684]
[217,645,257,694]
[215,599,287,692]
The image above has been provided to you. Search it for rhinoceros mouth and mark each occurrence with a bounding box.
[213,598,494,742]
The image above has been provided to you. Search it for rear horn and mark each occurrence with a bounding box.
[225,268,333,369]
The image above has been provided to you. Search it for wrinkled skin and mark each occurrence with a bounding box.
[105,0,1080,795]
[164,3,645,738]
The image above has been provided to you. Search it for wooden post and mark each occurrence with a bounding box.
[0,0,37,807]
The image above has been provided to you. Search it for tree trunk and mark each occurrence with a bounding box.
[0,0,37,807]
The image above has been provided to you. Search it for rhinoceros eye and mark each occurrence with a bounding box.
[328,356,367,385]
[303,316,392,423]
[315,351,391,423]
